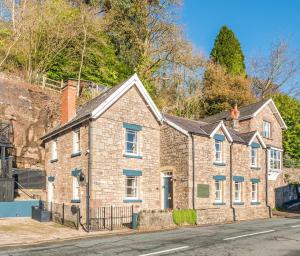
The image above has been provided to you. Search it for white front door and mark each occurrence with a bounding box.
[47,181,54,203]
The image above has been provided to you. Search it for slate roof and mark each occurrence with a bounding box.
[238,131,257,144]
[164,114,249,144]
[41,77,131,140]
[200,99,269,123]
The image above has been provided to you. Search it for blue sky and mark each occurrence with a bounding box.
[181,0,300,58]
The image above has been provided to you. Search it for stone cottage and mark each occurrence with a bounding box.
[41,74,287,225]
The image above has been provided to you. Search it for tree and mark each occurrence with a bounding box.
[250,40,300,99]
[210,25,246,76]
[203,62,254,115]
[273,93,300,167]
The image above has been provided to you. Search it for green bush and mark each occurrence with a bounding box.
[172,209,197,226]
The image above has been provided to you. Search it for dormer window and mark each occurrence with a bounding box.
[251,147,258,167]
[214,140,222,163]
[263,121,271,138]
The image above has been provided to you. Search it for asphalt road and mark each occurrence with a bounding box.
[1,217,300,256]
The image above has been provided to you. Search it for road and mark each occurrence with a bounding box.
[1,217,300,256]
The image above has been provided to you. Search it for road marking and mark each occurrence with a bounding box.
[138,246,189,256]
[223,230,275,241]
[290,224,300,228]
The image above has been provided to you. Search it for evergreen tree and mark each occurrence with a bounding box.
[210,26,246,76]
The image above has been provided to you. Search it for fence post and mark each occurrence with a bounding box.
[60,79,64,89]
[62,203,65,225]
[111,205,113,231]
[104,207,106,230]
[77,207,80,230]
[42,75,46,89]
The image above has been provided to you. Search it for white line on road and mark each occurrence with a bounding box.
[223,230,275,241]
[138,246,189,256]
[290,224,300,228]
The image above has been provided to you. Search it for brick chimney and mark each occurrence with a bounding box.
[230,103,240,130]
[61,80,77,124]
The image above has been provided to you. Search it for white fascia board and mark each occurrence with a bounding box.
[268,146,284,152]
[248,131,267,149]
[252,99,287,130]
[164,119,189,136]
[91,74,163,122]
[209,121,233,142]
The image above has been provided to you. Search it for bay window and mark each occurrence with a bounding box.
[269,149,281,170]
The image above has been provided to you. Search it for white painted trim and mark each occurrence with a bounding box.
[248,131,267,149]
[91,74,163,122]
[252,99,287,129]
[268,146,284,152]
[209,121,233,142]
[164,119,189,136]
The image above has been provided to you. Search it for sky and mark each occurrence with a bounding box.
[181,0,300,58]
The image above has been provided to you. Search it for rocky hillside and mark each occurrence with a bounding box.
[0,73,60,169]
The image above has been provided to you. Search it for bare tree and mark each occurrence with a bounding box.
[250,40,300,99]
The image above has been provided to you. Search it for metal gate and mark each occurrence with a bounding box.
[89,205,133,231]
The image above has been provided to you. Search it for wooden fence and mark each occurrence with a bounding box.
[0,178,14,201]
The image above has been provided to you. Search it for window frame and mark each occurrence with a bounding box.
[234,181,242,202]
[250,147,258,167]
[263,121,271,138]
[124,128,139,156]
[124,175,139,200]
[72,128,80,154]
[214,140,223,163]
[214,180,223,203]
[251,182,258,202]
[269,149,282,170]
[51,138,58,161]
[72,176,80,201]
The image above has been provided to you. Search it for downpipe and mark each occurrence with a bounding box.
[265,149,272,218]
[191,133,195,210]
[230,143,236,221]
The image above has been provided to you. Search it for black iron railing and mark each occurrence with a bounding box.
[89,205,133,231]
[39,201,80,229]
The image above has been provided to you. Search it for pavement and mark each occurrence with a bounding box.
[1,217,300,255]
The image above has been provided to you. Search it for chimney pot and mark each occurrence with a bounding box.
[61,79,77,124]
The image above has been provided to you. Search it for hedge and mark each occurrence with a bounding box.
[172,209,197,226]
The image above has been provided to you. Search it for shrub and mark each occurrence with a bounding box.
[172,209,197,226]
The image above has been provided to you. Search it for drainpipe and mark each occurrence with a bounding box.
[265,148,272,218]
[230,143,236,221]
[86,119,93,232]
[191,133,195,210]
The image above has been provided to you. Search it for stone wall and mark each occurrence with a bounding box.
[138,210,175,230]
[235,206,270,221]
[0,75,60,169]
[197,208,234,225]
[160,124,189,209]
[44,120,89,216]
[89,85,161,210]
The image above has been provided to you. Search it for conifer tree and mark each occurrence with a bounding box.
[210,25,246,76]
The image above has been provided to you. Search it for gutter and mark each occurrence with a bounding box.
[265,149,272,218]
[191,133,195,210]
[230,143,236,221]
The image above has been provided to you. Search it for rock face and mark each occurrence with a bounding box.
[0,74,60,169]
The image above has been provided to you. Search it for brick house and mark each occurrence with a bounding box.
[162,99,286,222]
[41,74,287,225]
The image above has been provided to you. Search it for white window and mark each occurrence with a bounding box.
[269,149,281,170]
[125,176,138,199]
[234,181,242,202]
[72,129,80,154]
[125,129,138,155]
[251,147,258,167]
[263,121,271,138]
[251,182,258,202]
[215,180,223,202]
[72,176,80,201]
[51,138,58,160]
[214,140,222,163]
